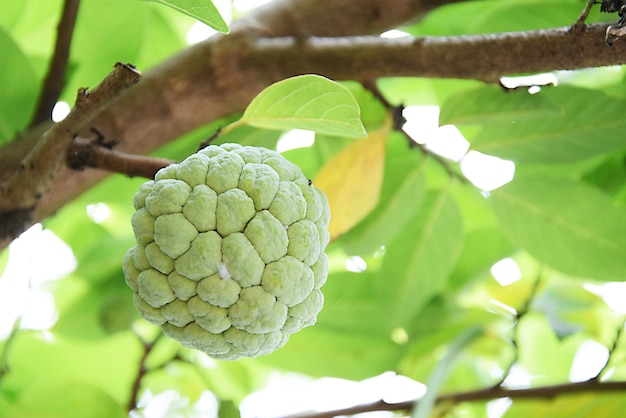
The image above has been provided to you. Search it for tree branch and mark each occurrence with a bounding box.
[68,133,175,179]
[238,24,620,84]
[127,332,163,413]
[283,380,626,418]
[0,62,141,248]
[30,0,80,126]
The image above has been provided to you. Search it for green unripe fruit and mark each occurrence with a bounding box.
[123,143,330,360]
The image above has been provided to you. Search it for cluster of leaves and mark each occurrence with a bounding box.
[1,0,626,417]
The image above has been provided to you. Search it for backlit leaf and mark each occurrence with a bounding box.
[467,87,626,163]
[340,133,427,255]
[379,187,464,328]
[440,85,559,126]
[314,118,390,240]
[516,313,580,386]
[149,0,229,33]
[490,176,626,281]
[240,75,367,138]
[504,394,626,418]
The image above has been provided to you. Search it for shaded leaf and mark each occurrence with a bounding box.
[469,87,626,163]
[315,120,390,240]
[412,326,484,418]
[241,75,367,138]
[0,27,37,144]
[149,0,229,33]
[261,325,402,380]
[403,0,599,36]
[260,271,404,379]
[449,226,515,289]
[490,176,626,281]
[282,134,355,179]
[218,400,241,418]
[504,392,626,418]
[340,133,427,255]
[379,188,464,329]
[440,85,559,126]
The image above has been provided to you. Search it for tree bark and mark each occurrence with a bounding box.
[0,0,622,249]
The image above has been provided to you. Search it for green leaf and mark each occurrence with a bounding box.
[260,271,404,379]
[0,27,38,144]
[5,330,140,406]
[261,325,403,380]
[15,382,127,418]
[440,85,559,125]
[449,226,515,289]
[533,272,621,343]
[149,0,229,33]
[504,394,626,418]
[467,87,626,163]
[403,0,595,36]
[379,187,464,328]
[516,313,581,386]
[340,133,427,255]
[412,326,484,418]
[240,75,367,138]
[282,134,356,179]
[193,358,269,404]
[314,123,388,240]
[218,400,241,418]
[490,176,626,281]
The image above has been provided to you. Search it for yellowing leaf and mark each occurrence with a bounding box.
[314,117,391,241]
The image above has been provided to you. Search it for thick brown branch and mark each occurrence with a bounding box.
[284,380,626,418]
[0,62,141,247]
[30,0,80,126]
[239,24,620,84]
[68,136,175,179]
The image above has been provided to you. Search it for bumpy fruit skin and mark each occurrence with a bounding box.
[123,143,330,360]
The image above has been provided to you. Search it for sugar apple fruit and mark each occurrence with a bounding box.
[123,143,330,360]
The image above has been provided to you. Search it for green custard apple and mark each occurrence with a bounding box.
[123,143,330,360]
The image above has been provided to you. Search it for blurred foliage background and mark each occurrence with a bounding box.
[2,0,626,417]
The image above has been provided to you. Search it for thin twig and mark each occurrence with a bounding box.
[30,0,81,126]
[282,380,626,418]
[494,269,544,387]
[361,80,468,183]
[68,134,175,179]
[571,0,600,32]
[127,332,164,413]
